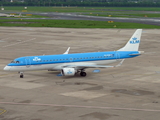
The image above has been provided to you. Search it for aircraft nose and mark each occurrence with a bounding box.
[3,66,11,71]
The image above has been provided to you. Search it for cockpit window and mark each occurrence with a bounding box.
[11,61,20,63]
[16,61,20,63]
[11,61,15,63]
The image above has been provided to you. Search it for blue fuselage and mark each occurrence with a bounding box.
[8,51,140,67]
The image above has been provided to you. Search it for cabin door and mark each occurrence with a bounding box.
[25,57,31,67]
[116,52,120,60]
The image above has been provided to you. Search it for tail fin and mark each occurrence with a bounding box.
[118,29,142,51]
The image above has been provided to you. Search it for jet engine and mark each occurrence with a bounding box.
[61,68,76,76]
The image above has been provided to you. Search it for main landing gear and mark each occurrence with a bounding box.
[80,70,87,77]
[19,72,24,78]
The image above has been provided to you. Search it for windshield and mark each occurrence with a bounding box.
[11,61,20,63]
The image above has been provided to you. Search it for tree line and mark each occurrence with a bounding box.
[0,0,160,7]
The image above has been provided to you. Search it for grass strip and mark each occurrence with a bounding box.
[3,7,160,13]
[0,19,160,28]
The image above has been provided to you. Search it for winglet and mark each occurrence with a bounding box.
[63,47,70,54]
[115,59,125,67]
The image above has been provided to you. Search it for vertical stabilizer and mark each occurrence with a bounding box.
[118,29,142,51]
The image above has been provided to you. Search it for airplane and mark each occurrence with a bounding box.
[3,29,144,78]
[9,13,22,17]
[0,13,23,17]
[0,13,14,17]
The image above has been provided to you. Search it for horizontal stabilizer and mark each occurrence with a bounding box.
[115,59,125,67]
[129,51,144,56]
[93,69,101,73]
[57,74,63,76]
[129,53,141,56]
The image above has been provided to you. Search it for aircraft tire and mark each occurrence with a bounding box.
[80,72,87,77]
[20,75,23,78]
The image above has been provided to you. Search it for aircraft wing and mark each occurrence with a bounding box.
[63,59,125,69]
[63,65,114,69]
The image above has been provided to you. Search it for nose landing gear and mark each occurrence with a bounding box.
[19,72,24,78]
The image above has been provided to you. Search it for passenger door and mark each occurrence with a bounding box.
[116,52,120,60]
[25,57,31,67]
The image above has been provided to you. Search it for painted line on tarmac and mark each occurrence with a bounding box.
[0,109,7,115]
[2,38,36,48]
[0,102,160,112]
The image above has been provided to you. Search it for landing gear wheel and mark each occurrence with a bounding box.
[80,72,87,77]
[19,72,24,78]
[20,74,23,78]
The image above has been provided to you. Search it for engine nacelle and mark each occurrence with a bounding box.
[61,68,76,76]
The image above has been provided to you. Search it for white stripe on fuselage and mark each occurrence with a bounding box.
[8,59,119,71]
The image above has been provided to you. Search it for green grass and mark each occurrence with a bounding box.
[1,6,101,12]
[2,6,160,19]
[102,7,160,11]
[2,6,160,13]
[1,7,160,29]
[0,19,160,28]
